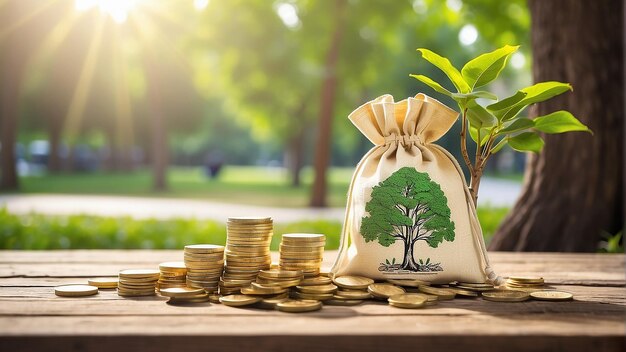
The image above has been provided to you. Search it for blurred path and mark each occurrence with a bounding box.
[0,177,521,222]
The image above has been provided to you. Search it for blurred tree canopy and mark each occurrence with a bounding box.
[2,0,531,199]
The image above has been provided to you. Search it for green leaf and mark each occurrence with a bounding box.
[461,45,519,89]
[508,132,544,153]
[520,81,572,105]
[497,117,535,135]
[492,82,572,121]
[466,101,497,129]
[487,91,527,111]
[533,110,592,134]
[451,91,498,101]
[416,48,470,93]
[410,74,453,97]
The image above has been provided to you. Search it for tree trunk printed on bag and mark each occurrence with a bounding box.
[361,167,455,272]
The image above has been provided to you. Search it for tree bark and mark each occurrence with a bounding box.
[145,57,168,191]
[0,3,23,191]
[309,0,346,207]
[47,122,62,173]
[287,127,305,187]
[490,0,624,251]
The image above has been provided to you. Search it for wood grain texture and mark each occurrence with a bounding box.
[0,251,624,352]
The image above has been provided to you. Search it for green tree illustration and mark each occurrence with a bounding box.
[360,167,455,271]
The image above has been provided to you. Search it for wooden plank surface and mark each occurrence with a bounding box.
[0,250,624,352]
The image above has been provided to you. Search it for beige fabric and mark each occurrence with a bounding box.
[331,93,499,284]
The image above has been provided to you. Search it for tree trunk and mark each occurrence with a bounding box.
[145,58,168,191]
[489,0,623,251]
[401,238,418,271]
[287,127,305,187]
[0,5,22,191]
[47,123,62,173]
[309,0,346,207]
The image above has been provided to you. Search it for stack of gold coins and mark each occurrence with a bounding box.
[117,269,159,297]
[293,282,337,301]
[184,244,225,293]
[505,276,545,291]
[157,261,187,292]
[453,281,496,293]
[279,233,325,277]
[220,217,273,295]
[256,269,303,288]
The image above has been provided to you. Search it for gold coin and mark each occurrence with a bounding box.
[282,233,325,241]
[456,282,494,288]
[276,299,322,313]
[160,287,206,298]
[258,269,304,279]
[368,283,406,299]
[55,285,98,297]
[118,269,160,279]
[298,276,332,286]
[334,290,372,300]
[530,291,573,301]
[296,283,338,294]
[228,217,272,224]
[244,283,288,295]
[118,291,155,297]
[167,296,211,305]
[87,278,118,289]
[386,278,431,287]
[455,285,495,292]
[158,261,186,271]
[449,287,479,297]
[324,299,364,306]
[508,276,544,284]
[257,296,289,310]
[219,294,262,307]
[333,276,374,290]
[292,291,334,301]
[418,286,456,300]
[388,293,428,309]
[482,290,530,302]
[184,244,225,253]
[256,278,302,288]
[208,294,221,303]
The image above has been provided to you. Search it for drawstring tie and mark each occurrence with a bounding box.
[384,134,422,146]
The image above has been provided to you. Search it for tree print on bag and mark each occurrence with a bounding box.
[360,167,455,272]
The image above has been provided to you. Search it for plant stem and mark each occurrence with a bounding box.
[460,108,480,207]
[460,108,474,175]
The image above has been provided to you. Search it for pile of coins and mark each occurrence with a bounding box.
[184,244,225,293]
[220,217,273,295]
[505,276,545,291]
[117,269,159,297]
[279,233,325,277]
[88,277,118,289]
[161,287,210,304]
[156,261,187,292]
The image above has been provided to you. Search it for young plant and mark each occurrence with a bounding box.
[410,45,591,206]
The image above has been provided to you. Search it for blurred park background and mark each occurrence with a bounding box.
[0,0,622,252]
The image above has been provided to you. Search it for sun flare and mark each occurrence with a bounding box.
[74,0,140,24]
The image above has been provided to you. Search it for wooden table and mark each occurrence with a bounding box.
[0,250,624,352]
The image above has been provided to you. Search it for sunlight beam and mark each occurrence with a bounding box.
[0,0,60,41]
[63,15,105,144]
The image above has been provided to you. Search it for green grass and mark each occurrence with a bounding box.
[0,207,509,250]
[18,166,353,208]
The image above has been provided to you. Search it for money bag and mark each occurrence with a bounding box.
[331,94,502,285]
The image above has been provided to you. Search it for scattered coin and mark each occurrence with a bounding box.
[334,290,372,300]
[418,286,456,300]
[219,294,262,307]
[386,278,431,287]
[55,284,98,297]
[333,275,374,290]
[368,283,406,299]
[160,287,206,298]
[276,299,322,313]
[530,291,573,301]
[324,299,364,306]
[482,290,530,302]
[87,278,118,289]
[295,284,338,294]
[388,293,427,309]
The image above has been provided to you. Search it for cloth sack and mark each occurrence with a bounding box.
[331,93,502,285]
